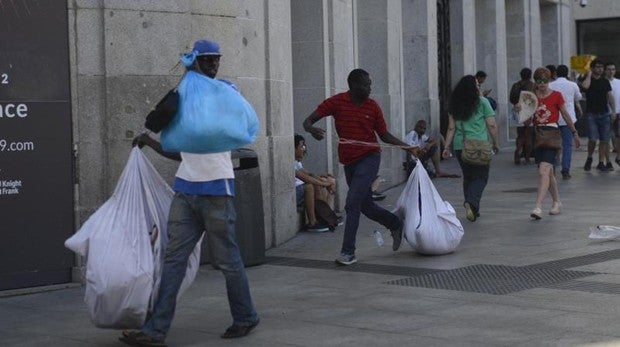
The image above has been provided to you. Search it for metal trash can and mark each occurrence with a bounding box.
[200,148,265,267]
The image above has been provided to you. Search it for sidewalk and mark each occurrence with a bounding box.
[2,147,620,346]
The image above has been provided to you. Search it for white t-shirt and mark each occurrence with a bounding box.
[175,152,234,182]
[549,77,582,126]
[404,130,428,147]
[294,160,304,186]
[610,78,620,113]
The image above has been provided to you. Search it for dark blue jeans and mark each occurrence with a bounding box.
[455,150,490,214]
[342,153,401,255]
[559,125,573,173]
[142,193,258,339]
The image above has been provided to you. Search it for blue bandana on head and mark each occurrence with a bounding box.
[181,39,221,68]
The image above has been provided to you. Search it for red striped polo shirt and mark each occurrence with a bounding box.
[316,91,387,165]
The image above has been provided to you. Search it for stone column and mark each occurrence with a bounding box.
[475,0,509,147]
[540,0,572,66]
[450,0,477,84]
[401,0,439,142]
[291,0,355,212]
[506,0,542,80]
[356,0,405,183]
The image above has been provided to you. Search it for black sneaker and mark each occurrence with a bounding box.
[606,162,614,171]
[119,331,167,347]
[221,319,260,339]
[584,157,593,171]
[596,162,608,172]
[561,171,571,180]
[306,223,329,232]
[390,223,403,251]
[372,192,386,201]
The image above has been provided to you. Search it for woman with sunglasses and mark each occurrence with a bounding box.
[526,67,580,219]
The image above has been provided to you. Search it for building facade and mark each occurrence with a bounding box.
[2,0,618,289]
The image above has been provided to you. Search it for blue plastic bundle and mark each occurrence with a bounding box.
[161,70,259,153]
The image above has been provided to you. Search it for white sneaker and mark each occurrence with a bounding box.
[549,202,562,215]
[531,207,542,220]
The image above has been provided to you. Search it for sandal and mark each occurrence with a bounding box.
[221,319,260,339]
[119,330,167,347]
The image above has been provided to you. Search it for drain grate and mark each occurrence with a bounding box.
[544,280,620,295]
[385,264,597,295]
[502,187,538,193]
[266,256,437,277]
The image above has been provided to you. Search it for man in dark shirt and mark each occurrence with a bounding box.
[302,69,419,265]
[509,68,536,165]
[580,59,618,171]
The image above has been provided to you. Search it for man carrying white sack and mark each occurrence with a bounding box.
[120,39,259,347]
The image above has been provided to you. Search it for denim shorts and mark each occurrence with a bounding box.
[587,112,611,141]
[534,147,558,166]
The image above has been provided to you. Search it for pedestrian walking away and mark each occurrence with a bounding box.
[442,75,500,223]
[302,68,419,266]
[119,39,259,347]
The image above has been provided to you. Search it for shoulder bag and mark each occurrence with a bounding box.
[534,124,561,150]
[459,121,492,166]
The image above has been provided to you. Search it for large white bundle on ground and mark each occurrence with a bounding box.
[394,161,464,255]
[65,148,200,329]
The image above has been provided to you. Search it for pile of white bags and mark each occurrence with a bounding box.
[394,160,464,255]
[65,148,201,329]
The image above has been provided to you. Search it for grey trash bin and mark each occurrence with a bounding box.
[200,148,265,267]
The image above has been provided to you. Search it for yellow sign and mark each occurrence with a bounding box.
[570,55,597,74]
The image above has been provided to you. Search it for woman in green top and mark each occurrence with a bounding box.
[442,75,500,222]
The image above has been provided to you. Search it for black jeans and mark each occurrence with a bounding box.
[455,150,490,213]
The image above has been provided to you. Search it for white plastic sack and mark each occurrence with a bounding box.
[65,148,201,329]
[394,161,464,255]
[588,225,620,241]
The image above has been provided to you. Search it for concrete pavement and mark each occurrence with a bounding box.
[2,147,620,346]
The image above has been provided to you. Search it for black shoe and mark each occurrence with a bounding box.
[390,223,403,251]
[305,223,329,232]
[372,192,386,201]
[584,157,593,171]
[561,171,571,180]
[119,331,167,347]
[596,162,608,172]
[221,319,260,339]
[606,162,614,171]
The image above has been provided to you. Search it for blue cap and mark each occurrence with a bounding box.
[192,39,221,56]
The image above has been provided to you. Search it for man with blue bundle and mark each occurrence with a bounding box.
[121,39,259,347]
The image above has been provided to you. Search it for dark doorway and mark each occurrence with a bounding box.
[437,0,451,138]
[577,18,620,76]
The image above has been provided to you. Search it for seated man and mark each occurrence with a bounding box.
[294,134,338,232]
[404,120,459,178]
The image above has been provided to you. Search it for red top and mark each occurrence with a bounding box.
[534,91,565,125]
[316,92,388,165]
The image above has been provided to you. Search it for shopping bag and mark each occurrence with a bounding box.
[394,160,464,255]
[588,225,620,241]
[161,71,259,153]
[65,148,200,329]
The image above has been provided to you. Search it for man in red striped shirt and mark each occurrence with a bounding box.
[303,69,419,265]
